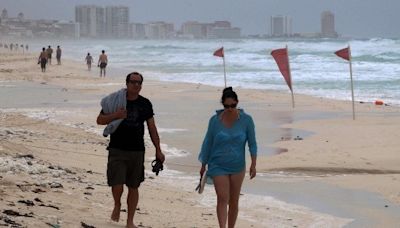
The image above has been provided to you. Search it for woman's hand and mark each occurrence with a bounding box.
[249,164,256,179]
[200,165,206,177]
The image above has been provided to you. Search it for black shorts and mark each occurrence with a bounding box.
[40,59,47,68]
[107,148,145,188]
[100,62,107,68]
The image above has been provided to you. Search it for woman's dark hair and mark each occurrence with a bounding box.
[126,72,143,84]
[221,87,238,103]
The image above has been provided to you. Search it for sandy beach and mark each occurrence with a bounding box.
[1,49,400,227]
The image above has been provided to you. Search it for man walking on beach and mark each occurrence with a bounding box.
[56,46,62,65]
[38,47,47,72]
[98,50,108,77]
[46,45,53,65]
[97,72,165,228]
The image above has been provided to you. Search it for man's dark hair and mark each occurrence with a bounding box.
[126,72,143,84]
[102,50,105,53]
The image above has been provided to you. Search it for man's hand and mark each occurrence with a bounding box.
[155,150,165,163]
[114,108,127,119]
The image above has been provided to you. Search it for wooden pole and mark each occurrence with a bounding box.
[286,45,295,108]
[348,45,355,120]
[223,55,227,88]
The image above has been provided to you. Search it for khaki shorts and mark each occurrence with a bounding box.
[107,148,145,188]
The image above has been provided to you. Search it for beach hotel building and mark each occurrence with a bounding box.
[270,15,292,37]
[105,6,129,38]
[75,5,105,38]
[181,21,241,39]
[0,8,79,39]
[75,5,129,39]
[321,11,338,38]
[143,22,174,39]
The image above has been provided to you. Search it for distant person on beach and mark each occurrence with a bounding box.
[46,45,53,65]
[98,50,108,77]
[198,87,257,228]
[25,44,29,52]
[85,53,93,71]
[97,72,165,228]
[56,46,62,65]
[38,47,48,72]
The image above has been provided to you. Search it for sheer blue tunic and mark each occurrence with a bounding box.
[198,109,257,177]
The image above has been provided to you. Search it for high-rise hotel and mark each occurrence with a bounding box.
[321,11,338,38]
[105,6,129,38]
[75,5,129,38]
[270,15,292,37]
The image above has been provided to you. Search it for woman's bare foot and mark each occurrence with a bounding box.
[110,204,121,222]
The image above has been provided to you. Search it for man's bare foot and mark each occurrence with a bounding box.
[111,204,121,222]
[126,223,137,228]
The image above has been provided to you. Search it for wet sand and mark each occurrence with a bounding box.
[1,50,400,227]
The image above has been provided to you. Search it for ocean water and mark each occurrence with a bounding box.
[9,39,400,225]
[30,38,400,105]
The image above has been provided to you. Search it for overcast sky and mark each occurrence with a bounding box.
[2,0,399,38]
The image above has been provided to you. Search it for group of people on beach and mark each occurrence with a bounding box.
[0,42,29,53]
[37,45,62,72]
[37,46,108,77]
[97,71,257,228]
[85,50,108,77]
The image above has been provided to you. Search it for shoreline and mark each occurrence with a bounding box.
[1,51,400,226]
[22,38,400,107]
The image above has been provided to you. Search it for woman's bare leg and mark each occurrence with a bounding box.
[213,175,230,228]
[228,170,245,228]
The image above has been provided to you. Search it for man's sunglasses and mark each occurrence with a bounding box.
[128,80,143,85]
[223,103,237,109]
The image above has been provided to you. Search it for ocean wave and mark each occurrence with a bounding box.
[354,53,400,62]
[138,44,189,50]
[28,38,400,105]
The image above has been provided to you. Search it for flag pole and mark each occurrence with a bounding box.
[286,45,295,108]
[222,49,227,88]
[348,45,355,120]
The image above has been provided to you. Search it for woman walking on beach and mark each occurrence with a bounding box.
[85,53,93,71]
[198,87,257,228]
[56,46,62,65]
[38,47,48,72]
